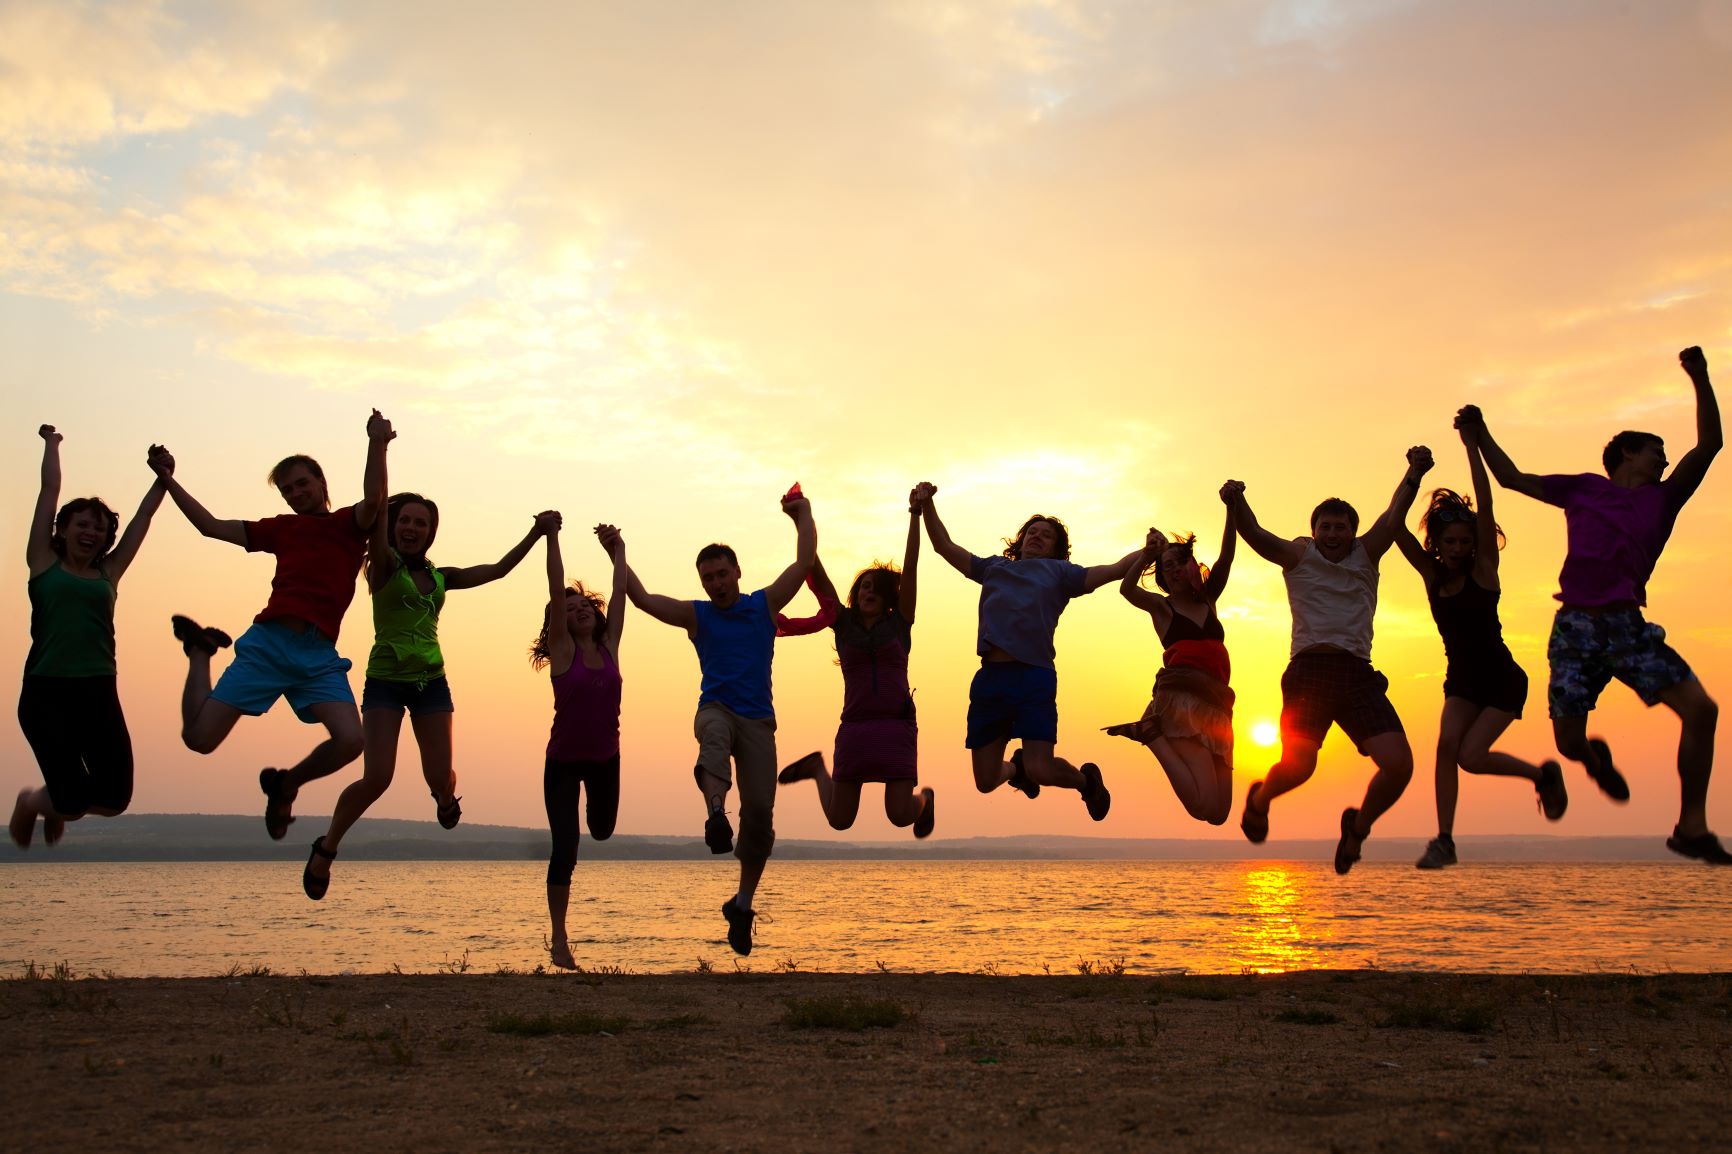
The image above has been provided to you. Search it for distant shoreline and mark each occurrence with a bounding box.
[0,812,1688,863]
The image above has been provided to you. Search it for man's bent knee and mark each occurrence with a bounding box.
[735,803,775,864]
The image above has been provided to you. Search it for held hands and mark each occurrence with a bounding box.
[910,481,937,513]
[147,444,175,478]
[1219,479,1245,505]
[594,523,623,554]
[533,510,562,536]
[1453,404,1484,434]
[367,409,396,443]
[39,424,62,446]
[1680,346,1708,381]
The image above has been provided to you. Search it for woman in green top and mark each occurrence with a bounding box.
[303,491,559,898]
[11,425,171,848]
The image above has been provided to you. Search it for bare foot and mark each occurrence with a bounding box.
[550,940,577,970]
[9,789,35,849]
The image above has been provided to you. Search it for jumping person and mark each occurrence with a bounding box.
[621,490,816,955]
[531,519,626,970]
[918,487,1138,819]
[11,426,170,848]
[300,498,561,899]
[1397,424,1566,870]
[1104,486,1239,825]
[1462,346,1725,863]
[152,411,391,841]
[1230,447,1433,874]
[778,485,935,839]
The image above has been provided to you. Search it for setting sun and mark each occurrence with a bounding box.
[1251,721,1280,748]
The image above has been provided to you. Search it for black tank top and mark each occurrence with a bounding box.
[1158,601,1225,646]
[1428,576,1507,657]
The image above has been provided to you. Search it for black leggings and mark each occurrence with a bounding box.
[18,675,134,817]
[544,754,620,885]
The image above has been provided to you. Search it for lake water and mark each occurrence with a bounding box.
[1,860,1727,977]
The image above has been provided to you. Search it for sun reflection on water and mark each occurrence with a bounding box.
[1230,865,1324,974]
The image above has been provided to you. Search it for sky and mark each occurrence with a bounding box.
[5,0,1732,847]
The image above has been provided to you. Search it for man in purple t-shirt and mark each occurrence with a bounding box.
[1466,346,1725,864]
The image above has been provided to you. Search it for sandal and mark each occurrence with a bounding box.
[302,836,336,900]
[1666,827,1732,865]
[171,615,232,657]
[1007,749,1040,800]
[1584,738,1630,803]
[259,768,296,841]
[434,792,463,831]
[1240,781,1269,844]
[913,787,936,839]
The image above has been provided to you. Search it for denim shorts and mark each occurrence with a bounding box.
[965,661,1059,748]
[361,675,455,717]
[210,620,355,723]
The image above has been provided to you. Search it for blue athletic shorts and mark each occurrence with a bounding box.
[965,661,1058,748]
[361,675,455,717]
[211,620,355,723]
[1547,606,1692,718]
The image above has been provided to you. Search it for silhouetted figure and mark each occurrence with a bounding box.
[1463,346,1724,863]
[152,411,391,843]
[919,490,1138,821]
[621,490,817,955]
[1397,426,1566,870]
[779,484,935,839]
[1229,447,1432,874]
[1105,488,1239,825]
[11,426,170,848]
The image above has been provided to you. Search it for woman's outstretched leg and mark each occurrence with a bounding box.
[410,712,459,825]
[1148,735,1230,825]
[1457,704,1565,820]
[544,759,582,970]
[305,709,401,894]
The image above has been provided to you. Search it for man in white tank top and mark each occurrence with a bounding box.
[1226,447,1432,874]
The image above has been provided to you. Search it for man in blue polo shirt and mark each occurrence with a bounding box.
[624,491,816,954]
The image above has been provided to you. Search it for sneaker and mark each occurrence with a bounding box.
[259,768,295,841]
[434,793,463,830]
[1333,807,1363,876]
[1666,827,1732,865]
[1079,763,1111,821]
[1536,760,1568,822]
[721,898,755,955]
[703,809,734,855]
[1007,749,1040,800]
[778,751,825,785]
[913,787,936,839]
[1584,738,1630,803]
[1415,835,1457,870]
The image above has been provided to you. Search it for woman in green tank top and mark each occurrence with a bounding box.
[11,425,170,848]
[302,490,560,899]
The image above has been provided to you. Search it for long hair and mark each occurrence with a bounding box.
[1143,532,1210,593]
[847,563,902,611]
[529,581,608,670]
[1002,514,1072,561]
[1418,488,1505,563]
[50,497,120,562]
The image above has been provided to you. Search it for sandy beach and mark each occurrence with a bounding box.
[3,966,1726,1152]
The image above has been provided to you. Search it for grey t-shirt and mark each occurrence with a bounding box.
[969,554,1089,669]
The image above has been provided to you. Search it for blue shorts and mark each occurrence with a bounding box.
[965,661,1058,748]
[1547,606,1693,718]
[361,675,455,717]
[211,621,355,723]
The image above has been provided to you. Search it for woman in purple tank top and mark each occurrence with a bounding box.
[528,517,626,970]
[778,487,935,838]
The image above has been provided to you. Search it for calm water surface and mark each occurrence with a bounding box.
[1,860,1727,977]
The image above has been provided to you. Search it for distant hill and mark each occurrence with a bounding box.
[0,813,1680,863]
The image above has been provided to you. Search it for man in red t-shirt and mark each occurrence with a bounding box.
[151,411,392,841]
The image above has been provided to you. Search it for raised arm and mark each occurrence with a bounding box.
[1119,527,1168,616]
[1461,422,1501,584]
[1222,480,1304,569]
[443,511,558,591]
[1394,525,1435,584]
[541,520,575,676]
[898,489,923,622]
[1202,500,1238,602]
[1082,547,1142,593]
[622,559,698,633]
[917,485,974,577]
[105,446,171,584]
[595,523,628,653]
[763,494,817,613]
[148,445,247,547]
[27,425,63,576]
[1666,345,1722,504]
[1456,406,1544,500]
[356,409,393,531]
[1359,445,1432,561]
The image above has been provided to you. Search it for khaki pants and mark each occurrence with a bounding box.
[694,704,777,864]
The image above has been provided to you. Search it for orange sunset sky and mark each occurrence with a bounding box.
[5,0,1732,847]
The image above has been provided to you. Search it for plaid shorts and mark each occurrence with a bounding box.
[1547,607,1692,718]
[1279,650,1404,752]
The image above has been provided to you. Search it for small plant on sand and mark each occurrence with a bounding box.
[783,996,906,1031]
[694,957,714,975]
[1376,994,1499,1034]
[438,949,472,974]
[488,1011,630,1037]
[774,957,801,973]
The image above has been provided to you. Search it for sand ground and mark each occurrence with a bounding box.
[1,967,1726,1152]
